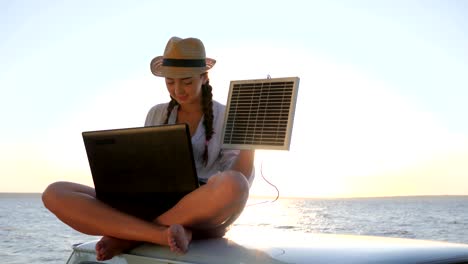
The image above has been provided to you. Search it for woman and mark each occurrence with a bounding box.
[42,37,254,261]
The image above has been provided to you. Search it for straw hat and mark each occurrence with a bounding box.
[150,37,216,78]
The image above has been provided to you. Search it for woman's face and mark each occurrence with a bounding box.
[165,74,207,105]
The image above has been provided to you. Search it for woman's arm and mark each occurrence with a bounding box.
[231,150,255,181]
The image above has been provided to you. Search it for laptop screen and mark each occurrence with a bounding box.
[82,124,199,219]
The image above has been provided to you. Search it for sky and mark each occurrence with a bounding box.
[1,0,467,198]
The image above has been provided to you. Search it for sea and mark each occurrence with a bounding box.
[1,193,468,264]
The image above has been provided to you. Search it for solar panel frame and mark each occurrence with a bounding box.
[221,77,300,150]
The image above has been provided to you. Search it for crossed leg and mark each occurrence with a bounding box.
[42,170,249,260]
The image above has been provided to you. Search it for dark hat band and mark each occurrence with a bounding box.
[162,58,206,67]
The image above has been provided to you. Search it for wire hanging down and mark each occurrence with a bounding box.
[247,161,280,207]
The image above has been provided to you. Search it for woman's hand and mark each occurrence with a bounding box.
[231,150,255,181]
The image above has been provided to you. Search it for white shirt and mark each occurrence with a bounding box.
[144,100,245,182]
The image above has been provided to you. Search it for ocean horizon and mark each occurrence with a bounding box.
[2,192,467,199]
[1,193,467,264]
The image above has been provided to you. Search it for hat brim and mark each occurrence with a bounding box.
[150,56,216,78]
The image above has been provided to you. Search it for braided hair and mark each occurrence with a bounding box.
[201,81,214,165]
[163,97,179,124]
[164,80,214,166]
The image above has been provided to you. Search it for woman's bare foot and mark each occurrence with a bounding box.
[95,236,140,261]
[167,224,192,254]
[94,225,191,259]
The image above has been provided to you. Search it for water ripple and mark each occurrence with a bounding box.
[2,195,468,264]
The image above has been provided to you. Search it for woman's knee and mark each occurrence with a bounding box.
[42,181,64,210]
[42,181,94,210]
[211,170,249,200]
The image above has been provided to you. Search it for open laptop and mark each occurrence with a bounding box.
[82,123,199,220]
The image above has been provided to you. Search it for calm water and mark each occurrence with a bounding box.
[1,193,467,264]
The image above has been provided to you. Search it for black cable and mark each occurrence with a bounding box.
[247,161,280,206]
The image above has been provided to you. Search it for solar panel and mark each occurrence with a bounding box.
[221,77,300,150]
